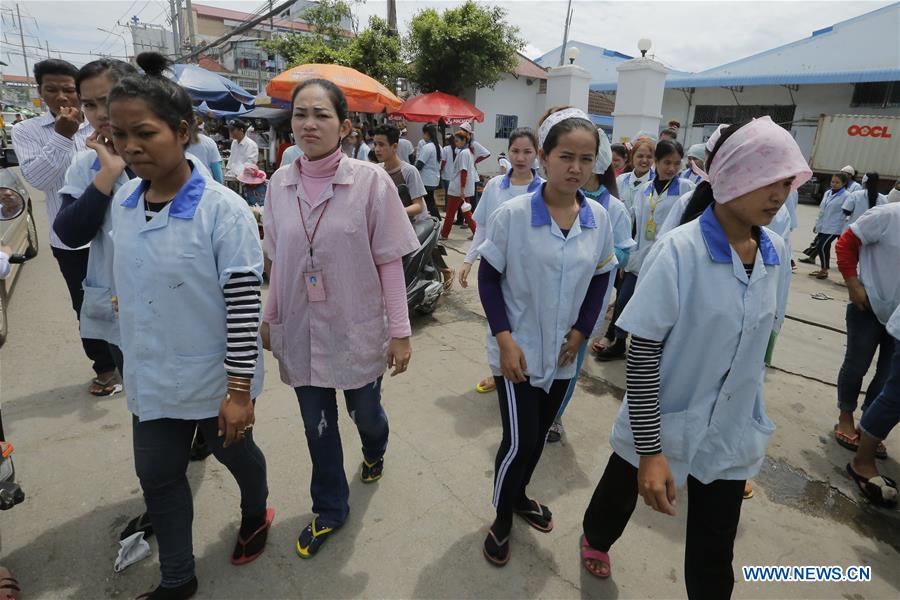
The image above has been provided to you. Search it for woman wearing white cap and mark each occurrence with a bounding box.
[841,165,863,193]
[680,143,705,185]
[478,106,616,566]
[580,117,810,598]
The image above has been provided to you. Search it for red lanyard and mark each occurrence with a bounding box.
[297,195,331,267]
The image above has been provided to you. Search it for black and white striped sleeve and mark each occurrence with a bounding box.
[626,336,664,455]
[224,272,261,380]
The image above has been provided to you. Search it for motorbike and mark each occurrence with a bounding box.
[404,215,445,315]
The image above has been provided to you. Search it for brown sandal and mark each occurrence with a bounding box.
[89,371,122,397]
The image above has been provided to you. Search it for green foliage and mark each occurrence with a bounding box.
[260,3,405,87]
[346,16,407,87]
[404,1,524,96]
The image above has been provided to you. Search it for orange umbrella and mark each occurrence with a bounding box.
[266,64,403,114]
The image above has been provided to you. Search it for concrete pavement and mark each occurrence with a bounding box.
[0,192,897,599]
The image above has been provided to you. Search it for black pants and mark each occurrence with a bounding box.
[810,232,839,270]
[51,247,116,376]
[133,415,268,586]
[583,452,745,599]
[424,186,441,219]
[492,377,568,517]
[605,271,638,341]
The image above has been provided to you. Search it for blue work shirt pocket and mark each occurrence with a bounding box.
[174,351,227,405]
[731,413,775,470]
[659,410,689,461]
[81,284,117,322]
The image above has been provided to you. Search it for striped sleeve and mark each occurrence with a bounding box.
[224,272,261,380]
[626,336,664,455]
[12,121,76,192]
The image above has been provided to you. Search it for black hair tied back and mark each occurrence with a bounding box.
[109,52,194,146]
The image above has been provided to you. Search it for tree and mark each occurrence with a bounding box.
[405,1,524,96]
[260,0,355,69]
[346,16,407,88]
[261,3,406,88]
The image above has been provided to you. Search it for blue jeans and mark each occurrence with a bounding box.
[837,304,895,413]
[132,414,268,587]
[294,377,388,528]
[556,341,589,420]
[859,341,900,441]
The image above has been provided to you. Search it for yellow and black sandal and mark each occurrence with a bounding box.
[296,518,335,559]
[361,457,384,483]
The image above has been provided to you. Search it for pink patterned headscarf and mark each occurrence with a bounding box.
[700,116,812,204]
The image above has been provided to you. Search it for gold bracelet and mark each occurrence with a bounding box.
[228,384,251,391]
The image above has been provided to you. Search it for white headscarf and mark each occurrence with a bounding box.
[593,130,613,174]
[538,107,592,149]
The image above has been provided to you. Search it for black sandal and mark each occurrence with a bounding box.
[295,518,337,559]
[121,512,154,541]
[515,499,553,533]
[482,528,510,567]
[0,482,24,511]
[846,463,898,508]
[136,576,198,600]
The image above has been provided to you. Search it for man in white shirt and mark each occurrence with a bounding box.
[12,59,119,394]
[225,120,259,177]
[398,127,415,164]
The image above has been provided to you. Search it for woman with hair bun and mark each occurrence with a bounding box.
[107,52,271,598]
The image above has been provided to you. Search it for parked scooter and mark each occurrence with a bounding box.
[404,216,445,315]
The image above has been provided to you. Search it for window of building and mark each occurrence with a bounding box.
[495,114,518,139]
[692,105,796,128]
[851,81,900,108]
[539,79,547,94]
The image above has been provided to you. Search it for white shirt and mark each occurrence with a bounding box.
[469,139,491,165]
[498,157,512,173]
[628,177,696,273]
[397,138,415,164]
[417,142,441,188]
[448,148,476,197]
[842,190,887,230]
[611,205,790,485]
[0,251,10,279]
[186,134,222,175]
[849,202,900,325]
[616,168,654,216]
[12,111,92,249]
[478,189,617,392]
[226,136,259,177]
[440,145,454,181]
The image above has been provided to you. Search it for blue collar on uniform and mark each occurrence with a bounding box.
[91,157,101,172]
[500,168,541,193]
[121,162,207,219]
[700,205,780,266]
[581,184,610,209]
[645,177,683,198]
[530,184,596,229]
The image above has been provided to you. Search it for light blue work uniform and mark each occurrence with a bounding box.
[627,177,696,273]
[479,187,618,392]
[280,144,303,169]
[59,153,211,347]
[473,169,542,226]
[657,190,695,239]
[815,188,849,235]
[582,185,636,312]
[842,190,887,230]
[785,190,799,232]
[849,202,900,325]
[680,167,703,185]
[186,134,223,182]
[615,168,655,215]
[110,165,264,421]
[848,180,863,193]
[59,151,133,345]
[611,205,791,484]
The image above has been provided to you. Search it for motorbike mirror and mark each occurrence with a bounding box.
[0,187,25,221]
[7,254,29,264]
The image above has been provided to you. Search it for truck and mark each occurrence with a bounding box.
[804,114,900,202]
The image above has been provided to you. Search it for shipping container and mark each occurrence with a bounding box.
[809,114,900,180]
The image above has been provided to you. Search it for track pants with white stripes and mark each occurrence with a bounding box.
[492,377,569,516]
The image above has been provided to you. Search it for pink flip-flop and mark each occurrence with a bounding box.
[581,535,611,579]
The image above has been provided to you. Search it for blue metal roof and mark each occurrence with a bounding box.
[590,114,614,127]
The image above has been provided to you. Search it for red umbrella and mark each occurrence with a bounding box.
[391,91,484,125]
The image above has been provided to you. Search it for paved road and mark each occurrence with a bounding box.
[0,190,897,599]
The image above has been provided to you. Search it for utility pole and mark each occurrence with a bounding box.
[45,40,51,58]
[175,0,184,55]
[15,4,28,77]
[184,0,196,54]
[168,0,181,57]
[557,0,573,67]
[387,0,397,35]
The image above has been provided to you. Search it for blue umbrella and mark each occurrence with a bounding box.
[195,100,251,119]
[170,64,256,108]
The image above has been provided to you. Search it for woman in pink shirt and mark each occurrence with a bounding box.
[261,79,419,559]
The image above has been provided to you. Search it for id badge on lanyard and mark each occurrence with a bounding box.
[299,194,331,302]
[644,180,672,241]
